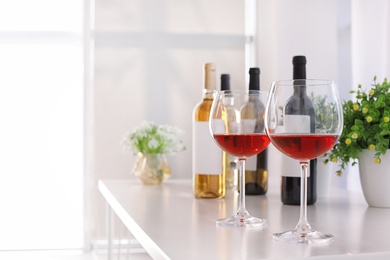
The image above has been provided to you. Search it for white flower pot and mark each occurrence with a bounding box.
[316,160,333,198]
[359,149,390,208]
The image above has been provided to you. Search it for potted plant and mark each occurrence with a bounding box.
[122,121,186,184]
[326,76,390,207]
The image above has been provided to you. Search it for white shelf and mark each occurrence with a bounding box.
[98,179,390,260]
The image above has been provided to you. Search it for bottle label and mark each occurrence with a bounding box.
[246,155,257,171]
[240,119,257,133]
[193,121,222,175]
[282,115,310,133]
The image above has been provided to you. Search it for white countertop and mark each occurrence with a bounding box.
[98,179,390,260]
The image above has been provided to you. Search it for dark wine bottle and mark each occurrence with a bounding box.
[240,68,268,195]
[281,56,317,205]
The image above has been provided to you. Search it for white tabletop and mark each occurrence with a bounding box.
[98,179,390,260]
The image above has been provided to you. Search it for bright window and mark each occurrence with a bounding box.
[0,1,84,250]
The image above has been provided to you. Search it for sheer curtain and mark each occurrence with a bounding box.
[0,0,84,250]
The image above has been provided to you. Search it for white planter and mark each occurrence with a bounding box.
[359,149,390,208]
[316,159,333,198]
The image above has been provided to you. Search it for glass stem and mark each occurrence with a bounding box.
[237,158,246,214]
[297,160,311,232]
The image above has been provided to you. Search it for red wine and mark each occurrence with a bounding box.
[270,134,339,160]
[213,133,270,158]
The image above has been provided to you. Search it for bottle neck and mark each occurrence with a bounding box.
[203,88,216,100]
[249,74,260,91]
[203,63,216,99]
[221,74,230,91]
[248,71,260,102]
[249,77,260,90]
[293,67,306,79]
[292,56,306,79]
[248,67,260,91]
[293,86,307,96]
[293,60,306,95]
[293,78,307,95]
[204,64,216,90]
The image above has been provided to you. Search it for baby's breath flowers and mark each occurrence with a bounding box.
[326,77,390,175]
[122,121,186,155]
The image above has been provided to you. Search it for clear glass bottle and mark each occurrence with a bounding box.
[193,63,225,198]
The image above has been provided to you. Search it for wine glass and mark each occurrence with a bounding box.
[209,90,270,227]
[265,79,343,243]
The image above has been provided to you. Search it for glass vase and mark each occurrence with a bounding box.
[131,152,172,184]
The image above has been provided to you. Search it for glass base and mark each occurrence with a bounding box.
[273,229,334,244]
[216,211,267,228]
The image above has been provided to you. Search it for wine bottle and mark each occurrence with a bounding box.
[220,74,238,190]
[193,63,225,199]
[280,56,317,205]
[240,67,268,195]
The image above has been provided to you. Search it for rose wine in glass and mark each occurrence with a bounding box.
[265,79,343,243]
[210,90,270,227]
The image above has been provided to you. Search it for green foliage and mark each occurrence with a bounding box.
[122,121,186,155]
[326,77,390,175]
[310,93,338,133]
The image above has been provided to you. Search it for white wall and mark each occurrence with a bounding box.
[87,0,245,243]
[351,0,390,88]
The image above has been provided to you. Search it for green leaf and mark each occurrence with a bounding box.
[326,76,390,175]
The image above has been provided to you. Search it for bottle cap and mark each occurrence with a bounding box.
[292,56,306,65]
[205,63,216,71]
[204,63,216,90]
[249,67,260,75]
[221,74,230,91]
[292,56,306,80]
[249,67,260,90]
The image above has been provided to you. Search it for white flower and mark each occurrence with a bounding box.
[148,138,159,149]
[122,121,186,155]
